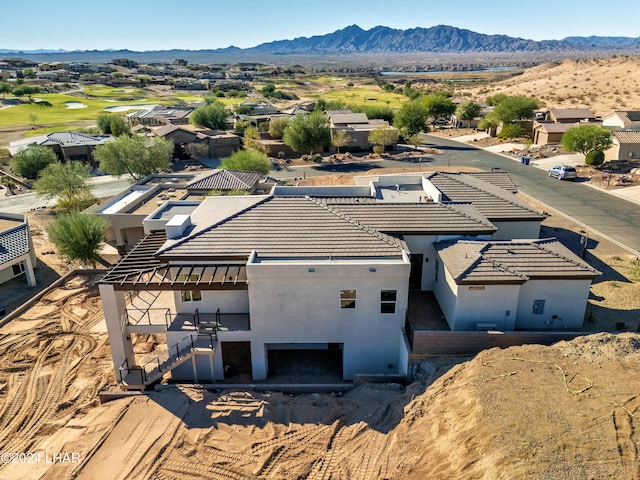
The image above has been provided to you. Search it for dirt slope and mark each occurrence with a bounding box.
[457,56,640,115]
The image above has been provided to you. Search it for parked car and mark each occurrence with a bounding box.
[548,165,577,180]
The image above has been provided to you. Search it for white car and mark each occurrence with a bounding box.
[548,165,577,181]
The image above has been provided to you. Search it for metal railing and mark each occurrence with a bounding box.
[125,307,172,327]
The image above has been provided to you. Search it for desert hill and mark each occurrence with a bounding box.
[459,56,640,115]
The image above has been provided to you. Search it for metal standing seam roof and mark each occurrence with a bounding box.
[435,238,601,285]
[39,132,112,146]
[186,170,274,191]
[428,173,546,220]
[0,221,30,266]
[157,196,406,259]
[318,201,496,235]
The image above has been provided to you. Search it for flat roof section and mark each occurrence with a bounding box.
[0,217,24,232]
[100,189,151,214]
[126,189,189,216]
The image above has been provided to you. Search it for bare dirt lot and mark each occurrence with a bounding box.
[1,166,640,479]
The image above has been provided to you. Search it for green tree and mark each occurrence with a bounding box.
[220,150,270,174]
[46,212,109,268]
[331,129,352,153]
[96,113,130,136]
[11,145,57,179]
[393,99,429,136]
[190,102,229,130]
[268,117,290,139]
[493,96,538,124]
[282,111,331,155]
[456,101,482,128]
[349,105,394,123]
[561,125,613,156]
[478,112,501,133]
[486,93,509,106]
[406,134,422,149]
[368,127,399,152]
[11,85,40,102]
[95,135,173,181]
[243,126,266,153]
[261,83,276,97]
[585,150,605,166]
[422,93,456,124]
[34,161,96,212]
[22,68,36,79]
[0,81,11,99]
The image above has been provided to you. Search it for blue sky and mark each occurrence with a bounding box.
[3,0,638,51]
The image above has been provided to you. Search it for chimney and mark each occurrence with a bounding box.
[165,214,192,239]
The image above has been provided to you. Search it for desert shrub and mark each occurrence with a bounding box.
[11,146,57,179]
[372,145,385,154]
[585,150,605,166]
[497,123,526,139]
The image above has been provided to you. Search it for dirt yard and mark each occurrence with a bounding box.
[0,164,639,478]
[2,279,640,480]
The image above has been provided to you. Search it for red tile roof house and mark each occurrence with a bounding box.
[97,172,599,388]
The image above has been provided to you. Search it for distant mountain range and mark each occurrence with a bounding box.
[2,25,640,63]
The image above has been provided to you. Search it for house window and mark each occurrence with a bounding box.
[380,290,397,314]
[179,273,201,302]
[532,299,545,315]
[340,290,356,309]
[12,262,25,276]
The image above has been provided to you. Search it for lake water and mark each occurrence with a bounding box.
[380,67,518,75]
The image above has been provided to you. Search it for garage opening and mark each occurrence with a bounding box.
[267,343,343,383]
[221,341,252,382]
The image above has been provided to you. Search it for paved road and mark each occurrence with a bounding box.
[419,134,640,255]
[0,176,132,214]
[271,135,640,254]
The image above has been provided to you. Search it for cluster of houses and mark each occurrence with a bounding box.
[96,169,600,388]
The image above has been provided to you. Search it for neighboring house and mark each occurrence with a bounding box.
[127,106,195,127]
[236,101,277,115]
[604,130,640,162]
[532,121,576,145]
[434,238,600,331]
[8,132,113,166]
[451,105,492,129]
[326,109,396,150]
[602,111,640,130]
[95,171,593,389]
[0,213,37,287]
[91,169,278,252]
[545,109,598,123]
[186,169,280,194]
[150,124,240,159]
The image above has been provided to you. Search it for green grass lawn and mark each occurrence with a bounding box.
[308,86,407,109]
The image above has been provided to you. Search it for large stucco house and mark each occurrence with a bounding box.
[98,172,599,388]
[0,212,37,287]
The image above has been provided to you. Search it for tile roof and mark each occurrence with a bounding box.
[0,217,30,266]
[465,172,517,193]
[534,122,576,133]
[606,111,640,127]
[435,238,601,284]
[186,170,278,191]
[613,130,640,144]
[549,109,596,120]
[427,173,546,220]
[318,200,496,235]
[157,196,406,259]
[329,113,370,125]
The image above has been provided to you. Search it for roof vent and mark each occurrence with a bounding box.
[165,214,192,239]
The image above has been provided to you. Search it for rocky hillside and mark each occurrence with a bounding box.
[252,24,640,54]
